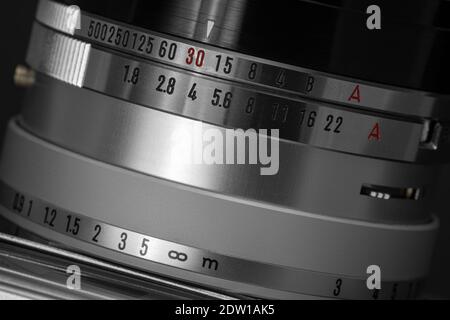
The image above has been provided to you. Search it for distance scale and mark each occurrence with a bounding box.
[0,181,419,300]
[26,23,448,163]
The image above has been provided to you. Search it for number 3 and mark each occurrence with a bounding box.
[333,278,343,296]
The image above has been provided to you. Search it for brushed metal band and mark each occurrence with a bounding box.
[0,120,438,298]
[26,23,450,163]
[21,76,437,224]
[0,181,422,300]
[0,232,238,299]
[36,0,450,120]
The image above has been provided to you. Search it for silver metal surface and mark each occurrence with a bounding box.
[36,0,450,120]
[0,185,421,300]
[0,233,237,300]
[26,23,450,163]
[20,76,440,224]
[1,0,442,301]
[27,24,90,87]
[0,120,439,299]
[0,121,439,299]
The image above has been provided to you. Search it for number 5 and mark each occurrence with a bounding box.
[140,238,150,256]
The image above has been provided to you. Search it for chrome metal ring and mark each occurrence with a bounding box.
[20,76,438,224]
[36,0,450,120]
[0,120,438,299]
[26,23,450,163]
[0,182,420,300]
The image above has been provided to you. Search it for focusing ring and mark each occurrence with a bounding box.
[0,120,438,299]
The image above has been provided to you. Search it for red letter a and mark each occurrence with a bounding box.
[368,123,381,141]
[348,85,361,103]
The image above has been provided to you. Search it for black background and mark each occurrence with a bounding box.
[0,1,448,299]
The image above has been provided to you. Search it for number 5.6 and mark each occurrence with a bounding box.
[211,88,232,109]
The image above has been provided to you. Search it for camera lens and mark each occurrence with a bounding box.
[0,0,449,299]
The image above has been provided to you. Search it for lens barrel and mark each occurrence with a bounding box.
[0,0,448,299]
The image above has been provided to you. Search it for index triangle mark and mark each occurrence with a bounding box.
[206,20,215,39]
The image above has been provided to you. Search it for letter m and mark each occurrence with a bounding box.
[202,257,219,271]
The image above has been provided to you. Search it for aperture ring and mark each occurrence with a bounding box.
[26,23,450,163]
[20,76,437,224]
